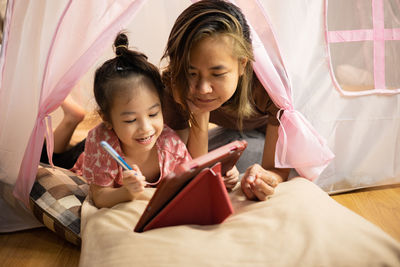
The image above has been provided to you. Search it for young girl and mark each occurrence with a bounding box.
[71,33,195,208]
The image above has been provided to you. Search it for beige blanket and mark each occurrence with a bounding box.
[80,178,400,266]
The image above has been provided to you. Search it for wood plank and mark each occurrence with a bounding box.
[331,184,400,241]
[0,227,80,267]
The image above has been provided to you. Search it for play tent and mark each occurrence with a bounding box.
[0,0,399,232]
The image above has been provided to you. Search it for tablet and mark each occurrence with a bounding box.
[134,139,248,232]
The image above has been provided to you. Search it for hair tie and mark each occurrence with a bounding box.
[115,44,128,56]
[115,44,128,50]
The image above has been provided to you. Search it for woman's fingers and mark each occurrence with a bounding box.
[250,179,274,201]
[225,176,238,184]
[225,180,238,190]
[225,169,239,182]
[223,166,239,189]
[241,178,256,200]
[245,164,278,187]
[187,98,203,115]
[225,165,238,176]
[242,164,280,201]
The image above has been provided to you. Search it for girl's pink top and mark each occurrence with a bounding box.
[71,123,192,187]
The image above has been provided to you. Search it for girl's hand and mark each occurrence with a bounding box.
[223,165,239,191]
[122,165,146,199]
[241,164,280,201]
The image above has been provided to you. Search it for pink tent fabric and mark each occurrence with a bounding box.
[1,0,147,206]
[325,0,400,95]
[233,0,335,179]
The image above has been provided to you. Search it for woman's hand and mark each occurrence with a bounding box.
[223,165,239,191]
[187,97,207,116]
[241,164,281,201]
[186,98,211,129]
[122,165,146,199]
[186,99,211,158]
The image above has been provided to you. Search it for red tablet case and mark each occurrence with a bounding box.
[143,162,232,231]
[134,140,247,233]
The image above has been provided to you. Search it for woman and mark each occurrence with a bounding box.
[160,0,290,201]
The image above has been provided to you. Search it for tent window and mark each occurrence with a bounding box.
[326,0,400,95]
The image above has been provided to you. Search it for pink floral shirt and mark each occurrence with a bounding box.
[71,123,192,187]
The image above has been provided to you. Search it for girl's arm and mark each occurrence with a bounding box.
[90,170,146,208]
[90,184,136,208]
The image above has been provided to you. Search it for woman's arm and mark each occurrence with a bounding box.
[262,124,290,182]
[175,129,189,144]
[174,112,210,159]
[241,124,290,201]
[186,112,210,158]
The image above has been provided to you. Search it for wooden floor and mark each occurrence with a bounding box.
[331,183,400,241]
[0,228,80,267]
[1,184,399,266]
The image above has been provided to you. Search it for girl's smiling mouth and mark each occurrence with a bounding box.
[135,134,155,145]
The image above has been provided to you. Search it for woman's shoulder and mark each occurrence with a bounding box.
[251,77,275,111]
[251,76,280,125]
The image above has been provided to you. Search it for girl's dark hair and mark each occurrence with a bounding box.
[161,0,255,129]
[94,32,164,122]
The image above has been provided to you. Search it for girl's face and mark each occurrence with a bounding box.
[187,35,246,112]
[108,77,163,156]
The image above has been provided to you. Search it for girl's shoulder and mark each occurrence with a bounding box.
[87,122,107,134]
[159,125,182,142]
[88,122,112,135]
[86,122,119,146]
[157,125,188,154]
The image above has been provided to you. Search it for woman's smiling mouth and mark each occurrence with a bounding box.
[194,97,216,103]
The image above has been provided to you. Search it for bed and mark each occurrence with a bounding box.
[79,177,400,266]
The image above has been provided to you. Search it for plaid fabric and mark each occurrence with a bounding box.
[30,163,89,246]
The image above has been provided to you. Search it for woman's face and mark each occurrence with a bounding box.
[187,35,246,112]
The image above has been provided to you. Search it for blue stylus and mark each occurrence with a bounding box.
[100,141,133,171]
